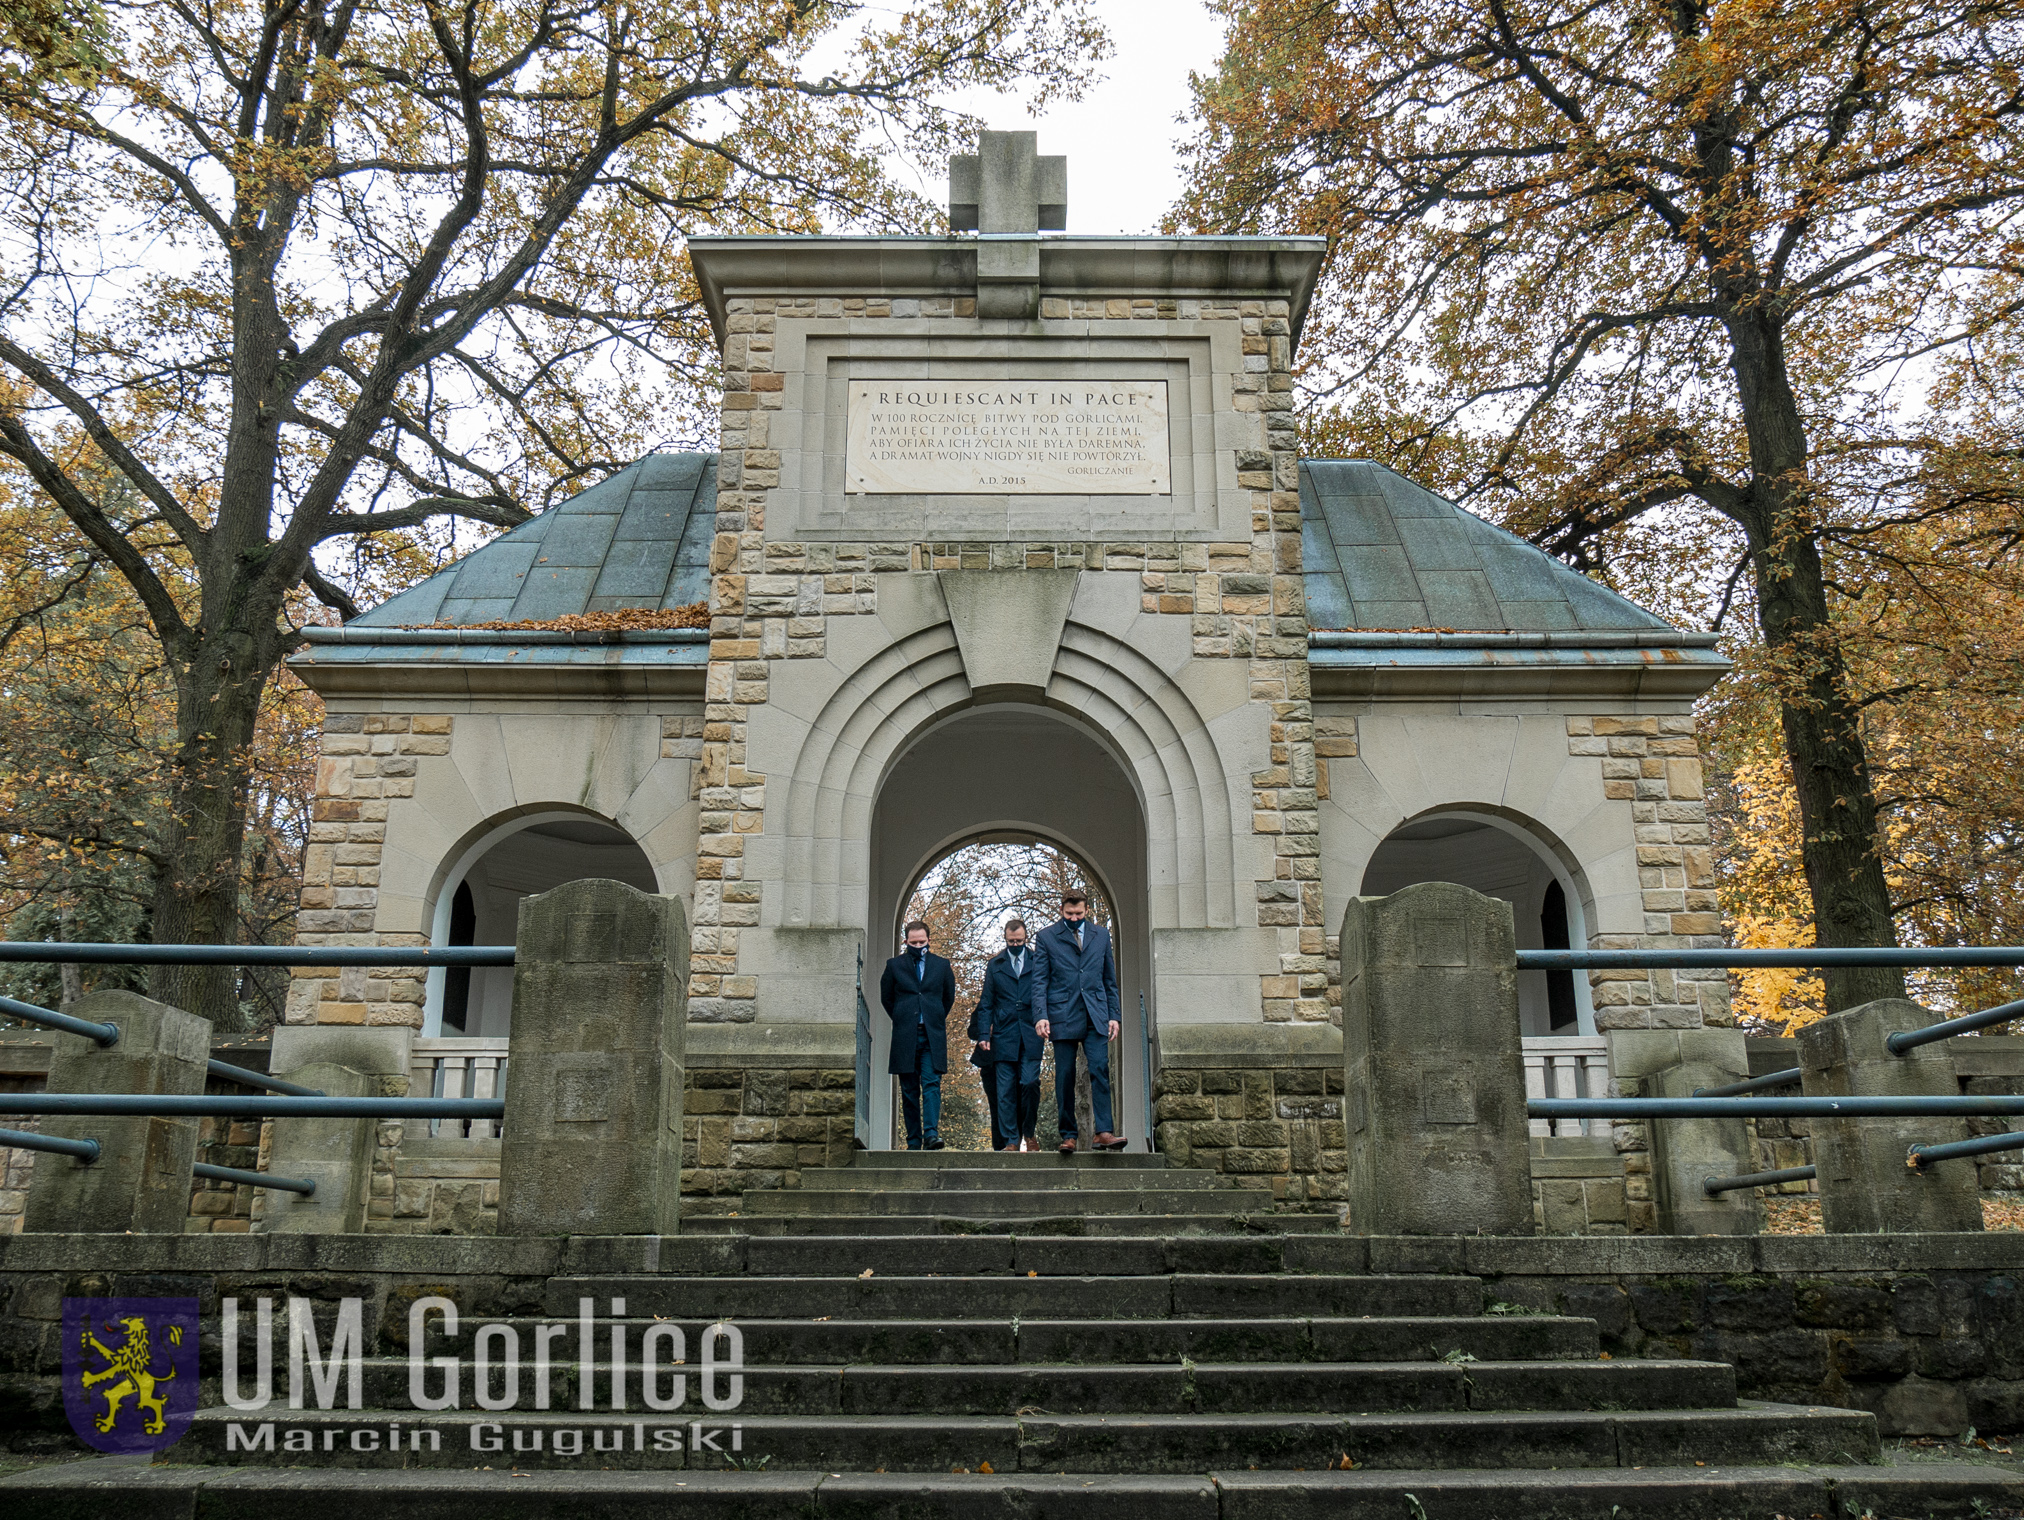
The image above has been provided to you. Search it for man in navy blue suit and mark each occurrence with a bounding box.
[972,918,1042,1152]
[880,919,956,1150]
[1029,891,1128,1153]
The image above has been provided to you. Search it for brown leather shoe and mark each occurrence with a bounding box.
[1058,1137,1076,1154]
[1093,1132,1129,1151]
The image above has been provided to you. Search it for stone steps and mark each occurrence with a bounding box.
[849,1152,1177,1168]
[687,1211,1340,1236]
[272,1355,1732,1417]
[20,1460,2023,1520]
[164,1402,1870,1474]
[738,1188,1245,1216]
[7,1228,2018,1519]
[784,1166,1229,1191]
[411,1314,1602,1364]
[540,1273,1489,1320]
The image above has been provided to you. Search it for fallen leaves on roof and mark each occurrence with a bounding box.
[406,603,708,632]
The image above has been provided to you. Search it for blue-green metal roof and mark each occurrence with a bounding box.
[332,450,1676,640]
[1300,460,1670,633]
[354,452,718,627]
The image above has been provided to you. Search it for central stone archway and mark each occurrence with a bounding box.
[866,704,1154,1149]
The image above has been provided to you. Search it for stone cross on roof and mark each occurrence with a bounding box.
[949,130,1066,235]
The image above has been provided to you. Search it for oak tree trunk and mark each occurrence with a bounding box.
[147,626,274,1029]
[1725,310,1905,1012]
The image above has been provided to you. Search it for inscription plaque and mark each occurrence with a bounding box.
[845,380,1170,495]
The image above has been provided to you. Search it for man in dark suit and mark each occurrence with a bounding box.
[880,919,956,1150]
[1029,891,1128,1153]
[972,918,1042,1152]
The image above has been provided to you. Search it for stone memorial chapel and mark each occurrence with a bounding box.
[285,134,1731,1228]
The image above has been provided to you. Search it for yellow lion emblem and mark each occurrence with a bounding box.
[79,1315,182,1435]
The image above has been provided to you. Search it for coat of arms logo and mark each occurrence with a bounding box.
[61,1297,200,1454]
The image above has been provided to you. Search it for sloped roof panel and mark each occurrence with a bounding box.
[353,455,718,627]
[1301,460,1672,633]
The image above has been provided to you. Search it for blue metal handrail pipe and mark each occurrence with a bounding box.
[0,1127,99,1162]
[0,942,514,967]
[0,993,120,1045]
[0,992,327,1095]
[1695,1067,1802,1098]
[0,1095,505,1119]
[1517,947,2024,969]
[1531,1095,2024,1119]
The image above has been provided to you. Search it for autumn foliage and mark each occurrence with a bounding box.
[1183,0,2024,1017]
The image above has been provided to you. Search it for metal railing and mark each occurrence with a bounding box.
[0,942,514,966]
[0,939,521,1210]
[1517,946,2024,969]
[192,1161,315,1196]
[0,990,326,1096]
[0,1095,504,1119]
[0,1127,99,1163]
[1515,943,2024,1199]
[0,1125,316,1194]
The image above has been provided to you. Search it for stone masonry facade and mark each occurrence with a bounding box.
[692,293,1324,1051]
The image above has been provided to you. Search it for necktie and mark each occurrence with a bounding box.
[1074,923,1084,950]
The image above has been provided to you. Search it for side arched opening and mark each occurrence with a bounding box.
[1359,810,1597,1038]
[423,810,659,1038]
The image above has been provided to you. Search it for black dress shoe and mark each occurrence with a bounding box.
[924,1137,946,1150]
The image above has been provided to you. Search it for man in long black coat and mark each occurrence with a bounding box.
[880,919,956,1150]
[1030,890,1127,1153]
[972,918,1042,1151]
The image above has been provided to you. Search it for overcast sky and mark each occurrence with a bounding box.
[902,0,1230,236]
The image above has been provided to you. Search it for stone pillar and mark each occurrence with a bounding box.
[1608,1029,1763,1236]
[500,879,688,1236]
[1798,998,1982,1234]
[24,991,208,1234]
[1340,882,1533,1235]
[260,1026,413,1234]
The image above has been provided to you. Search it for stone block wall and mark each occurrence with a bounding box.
[287,711,446,1028]
[383,1138,500,1235]
[681,1065,857,1216]
[1152,1064,1345,1208]
[185,1115,262,1233]
[0,1128,36,1236]
[1528,1136,1631,1236]
[1480,1248,2024,1436]
[1567,714,1730,1031]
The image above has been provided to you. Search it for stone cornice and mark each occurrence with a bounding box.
[684,234,1329,347]
[1308,640,1732,700]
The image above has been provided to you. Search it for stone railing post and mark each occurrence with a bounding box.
[259,1025,411,1233]
[1341,882,1534,1235]
[23,991,208,1234]
[1608,1029,1763,1236]
[1798,998,1982,1233]
[499,878,688,1236]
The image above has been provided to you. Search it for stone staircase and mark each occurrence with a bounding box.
[8,1176,2022,1517]
[694,1149,1342,1235]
